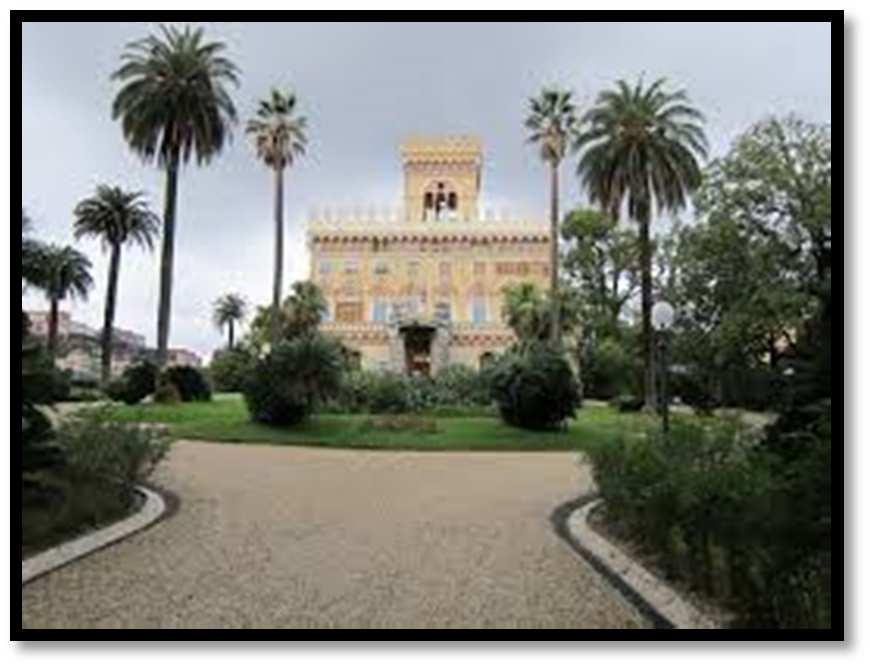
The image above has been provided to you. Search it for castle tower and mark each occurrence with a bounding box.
[400,135,482,222]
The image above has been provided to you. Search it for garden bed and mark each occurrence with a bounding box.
[587,501,735,628]
[22,472,142,559]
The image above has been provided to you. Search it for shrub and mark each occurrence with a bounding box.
[58,409,171,489]
[330,369,380,413]
[583,409,831,629]
[160,365,211,402]
[243,334,344,425]
[488,343,580,430]
[153,379,182,404]
[209,348,254,393]
[67,387,105,403]
[110,360,158,405]
[610,394,644,413]
[431,364,490,406]
[367,372,415,414]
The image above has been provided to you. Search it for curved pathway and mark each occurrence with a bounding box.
[22,441,647,629]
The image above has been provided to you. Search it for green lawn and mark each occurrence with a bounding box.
[95,393,702,451]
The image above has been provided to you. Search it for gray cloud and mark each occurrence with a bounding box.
[21,21,832,359]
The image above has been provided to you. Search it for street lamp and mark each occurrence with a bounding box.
[652,300,675,435]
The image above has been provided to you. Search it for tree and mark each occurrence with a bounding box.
[561,207,639,339]
[212,292,247,349]
[668,116,830,407]
[525,87,579,344]
[501,281,582,348]
[112,24,239,367]
[575,77,707,409]
[243,280,326,353]
[33,245,93,356]
[246,89,308,346]
[73,185,160,384]
[695,115,831,290]
[22,208,47,291]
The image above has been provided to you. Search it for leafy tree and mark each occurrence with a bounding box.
[525,87,580,343]
[669,116,830,407]
[695,115,831,289]
[246,89,308,346]
[212,292,247,349]
[561,207,639,339]
[575,77,707,409]
[112,24,240,367]
[32,245,93,356]
[73,185,160,384]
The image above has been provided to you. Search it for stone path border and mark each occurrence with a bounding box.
[22,484,167,585]
[551,495,719,630]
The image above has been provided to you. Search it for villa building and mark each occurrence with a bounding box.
[307,135,550,375]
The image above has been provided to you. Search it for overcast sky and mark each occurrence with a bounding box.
[21,21,832,360]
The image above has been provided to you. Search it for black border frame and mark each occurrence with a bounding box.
[11,9,844,641]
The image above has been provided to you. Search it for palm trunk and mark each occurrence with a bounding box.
[101,243,122,385]
[640,216,657,410]
[156,155,180,368]
[48,298,59,357]
[228,320,235,350]
[549,161,561,344]
[271,166,285,347]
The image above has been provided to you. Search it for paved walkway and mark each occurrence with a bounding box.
[22,441,647,629]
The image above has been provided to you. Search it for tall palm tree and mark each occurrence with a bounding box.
[73,185,160,384]
[525,87,580,344]
[112,24,239,367]
[34,245,94,356]
[574,77,707,409]
[246,89,308,346]
[212,293,247,349]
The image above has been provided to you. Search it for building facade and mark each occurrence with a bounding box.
[26,310,148,381]
[307,136,550,375]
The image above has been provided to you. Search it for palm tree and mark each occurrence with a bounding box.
[212,293,247,349]
[73,185,160,384]
[246,89,308,346]
[34,245,94,356]
[111,24,239,367]
[502,282,548,343]
[22,208,46,290]
[574,77,707,409]
[283,280,325,338]
[525,87,580,344]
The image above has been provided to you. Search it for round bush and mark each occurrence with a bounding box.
[489,343,580,430]
[209,348,254,393]
[160,365,211,402]
[243,334,344,425]
[114,360,157,405]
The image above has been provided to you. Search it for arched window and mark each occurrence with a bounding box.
[423,181,459,221]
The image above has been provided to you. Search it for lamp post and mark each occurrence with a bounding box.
[652,300,675,436]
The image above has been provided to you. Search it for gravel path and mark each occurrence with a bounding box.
[22,441,647,629]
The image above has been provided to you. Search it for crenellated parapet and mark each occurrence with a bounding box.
[307,208,549,245]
